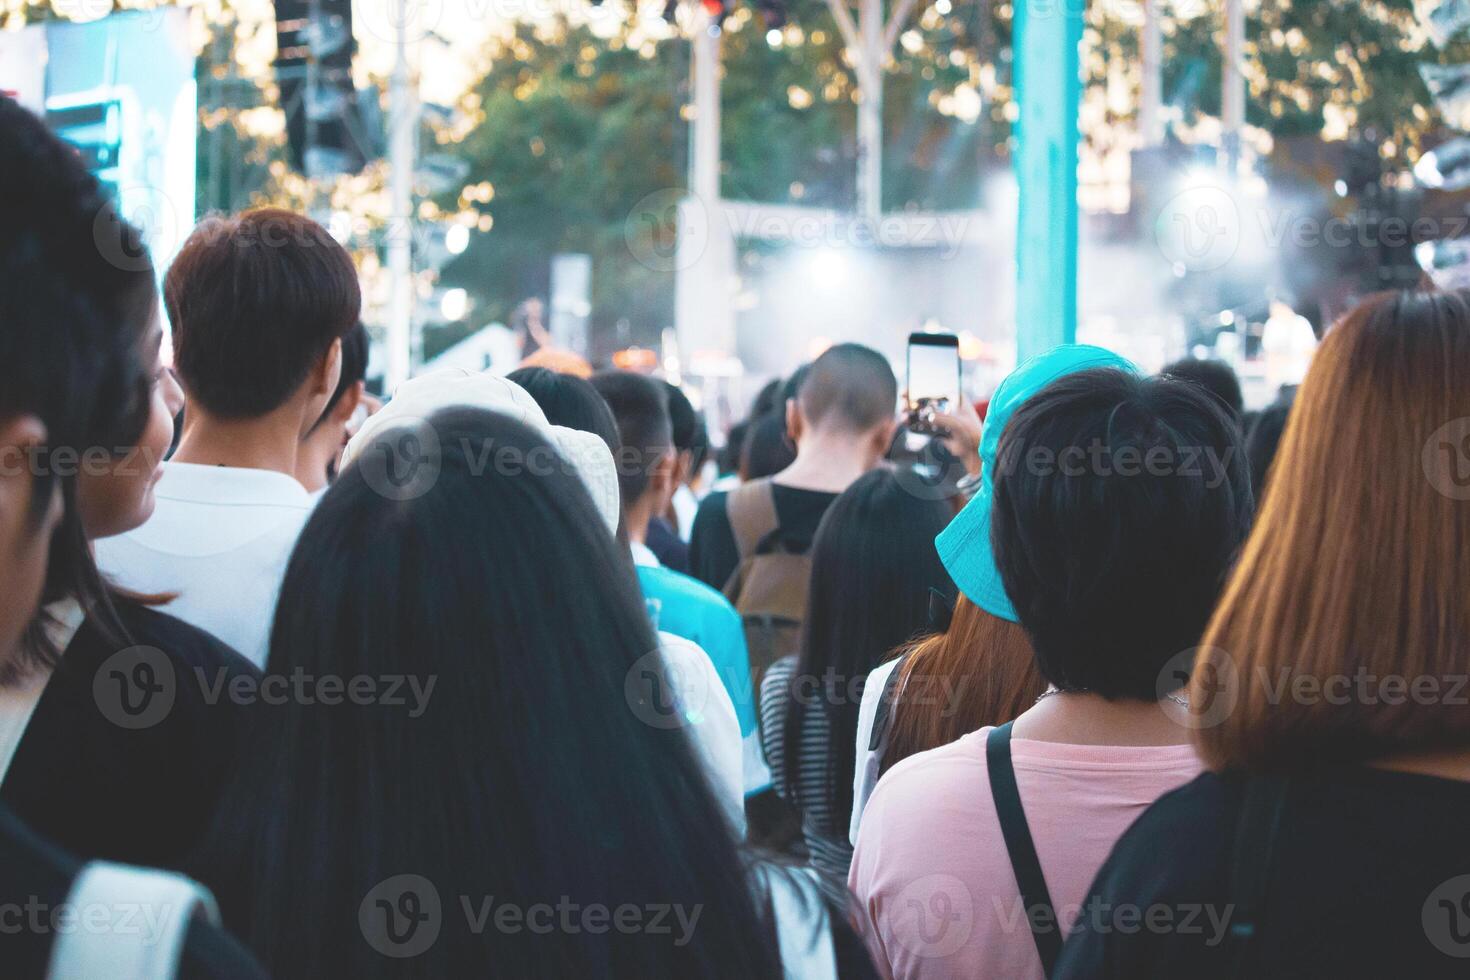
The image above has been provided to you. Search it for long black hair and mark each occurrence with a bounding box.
[0,97,158,674]
[783,469,953,833]
[197,408,783,979]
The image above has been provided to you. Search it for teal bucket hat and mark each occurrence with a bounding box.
[936,344,1137,622]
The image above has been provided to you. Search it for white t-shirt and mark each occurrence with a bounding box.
[657,631,746,836]
[849,657,901,846]
[94,462,316,668]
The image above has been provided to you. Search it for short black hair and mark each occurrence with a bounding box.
[1161,357,1244,418]
[1245,391,1294,496]
[718,420,751,477]
[740,412,796,480]
[589,371,672,506]
[799,344,897,433]
[663,382,697,454]
[308,322,369,435]
[166,208,361,418]
[781,363,812,407]
[507,366,620,455]
[991,368,1252,700]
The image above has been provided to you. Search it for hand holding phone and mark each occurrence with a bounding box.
[906,332,962,435]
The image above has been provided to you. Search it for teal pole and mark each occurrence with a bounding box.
[1013,0,1082,361]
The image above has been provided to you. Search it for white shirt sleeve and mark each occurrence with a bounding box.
[658,632,746,836]
[849,657,902,847]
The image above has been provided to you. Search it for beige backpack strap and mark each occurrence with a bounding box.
[726,479,780,561]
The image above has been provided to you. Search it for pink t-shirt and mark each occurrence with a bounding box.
[848,727,1203,980]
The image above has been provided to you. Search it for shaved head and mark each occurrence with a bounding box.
[797,343,898,433]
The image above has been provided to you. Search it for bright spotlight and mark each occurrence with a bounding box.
[440,287,469,321]
[810,248,846,284]
[445,223,471,255]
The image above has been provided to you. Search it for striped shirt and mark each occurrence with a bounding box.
[757,655,853,907]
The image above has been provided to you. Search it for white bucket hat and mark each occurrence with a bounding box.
[340,369,621,533]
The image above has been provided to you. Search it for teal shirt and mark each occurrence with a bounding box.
[636,563,757,741]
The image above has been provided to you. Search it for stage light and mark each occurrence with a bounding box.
[445,223,471,255]
[440,288,469,321]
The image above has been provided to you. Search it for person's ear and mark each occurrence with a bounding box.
[0,415,52,533]
[313,338,344,397]
[330,380,365,427]
[785,398,803,445]
[871,417,899,457]
[653,448,678,499]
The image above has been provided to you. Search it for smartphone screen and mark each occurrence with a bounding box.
[907,332,961,422]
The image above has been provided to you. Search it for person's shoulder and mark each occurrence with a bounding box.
[1088,770,1238,899]
[646,565,740,617]
[111,599,261,678]
[692,490,731,527]
[862,729,991,826]
[1116,769,1237,845]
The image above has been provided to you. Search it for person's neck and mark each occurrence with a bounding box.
[1371,746,1470,784]
[1010,688,1194,747]
[172,406,307,477]
[624,498,655,547]
[773,429,880,495]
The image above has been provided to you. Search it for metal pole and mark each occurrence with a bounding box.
[1139,0,1163,146]
[1013,0,1081,360]
[385,0,415,392]
[1222,0,1244,173]
[857,0,883,224]
[691,8,720,206]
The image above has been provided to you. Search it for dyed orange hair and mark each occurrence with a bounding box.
[881,595,1045,775]
[1194,290,1470,770]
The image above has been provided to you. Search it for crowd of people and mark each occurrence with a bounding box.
[3,92,1470,978]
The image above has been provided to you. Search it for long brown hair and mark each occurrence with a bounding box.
[1194,290,1470,771]
[880,595,1045,775]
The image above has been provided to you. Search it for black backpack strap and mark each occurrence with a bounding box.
[1227,772,1289,975]
[987,722,1062,977]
